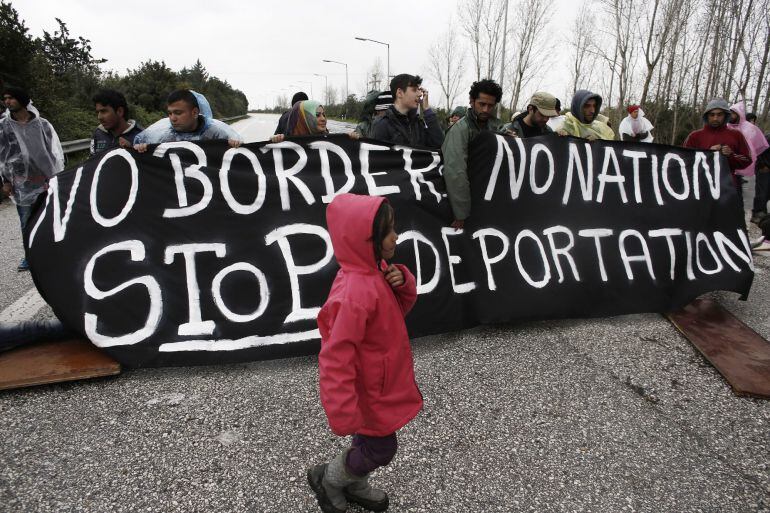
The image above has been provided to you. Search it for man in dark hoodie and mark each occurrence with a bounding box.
[274,91,309,135]
[370,74,444,149]
[684,98,751,227]
[558,89,615,140]
[90,89,144,155]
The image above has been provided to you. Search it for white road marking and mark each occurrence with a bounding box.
[0,287,47,323]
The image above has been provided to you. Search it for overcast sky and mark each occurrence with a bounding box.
[15,0,581,111]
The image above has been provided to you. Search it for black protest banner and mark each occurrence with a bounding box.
[26,133,753,367]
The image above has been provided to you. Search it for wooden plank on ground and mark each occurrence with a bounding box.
[0,338,121,391]
[666,298,770,398]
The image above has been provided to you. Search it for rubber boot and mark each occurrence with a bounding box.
[307,451,350,513]
[344,474,389,512]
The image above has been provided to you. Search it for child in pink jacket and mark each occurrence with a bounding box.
[308,193,423,513]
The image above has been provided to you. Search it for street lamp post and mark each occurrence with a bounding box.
[354,36,390,83]
[313,73,328,104]
[322,59,348,100]
[322,59,349,117]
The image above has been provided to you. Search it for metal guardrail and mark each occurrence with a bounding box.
[61,114,251,154]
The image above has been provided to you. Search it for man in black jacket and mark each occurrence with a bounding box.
[370,74,444,149]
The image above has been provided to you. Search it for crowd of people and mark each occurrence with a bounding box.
[1,75,770,513]
[2,75,770,274]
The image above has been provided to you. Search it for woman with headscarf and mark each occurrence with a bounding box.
[271,100,328,142]
[619,105,654,143]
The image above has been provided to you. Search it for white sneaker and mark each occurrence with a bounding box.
[753,240,770,252]
[750,236,765,249]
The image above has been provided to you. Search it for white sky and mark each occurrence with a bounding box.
[14,0,580,110]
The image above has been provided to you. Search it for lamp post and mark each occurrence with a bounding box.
[313,73,328,104]
[354,36,390,83]
[322,59,349,118]
[297,80,313,99]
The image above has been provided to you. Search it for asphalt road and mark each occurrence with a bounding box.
[1,120,769,512]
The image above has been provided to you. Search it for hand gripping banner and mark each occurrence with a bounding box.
[25,133,753,367]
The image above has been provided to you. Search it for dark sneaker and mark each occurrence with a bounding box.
[17,259,29,272]
[751,212,767,224]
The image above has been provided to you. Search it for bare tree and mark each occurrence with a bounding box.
[367,58,386,92]
[459,0,485,80]
[506,0,553,111]
[458,0,507,81]
[567,5,595,96]
[324,85,338,106]
[427,26,468,111]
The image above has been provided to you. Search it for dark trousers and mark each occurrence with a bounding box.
[0,319,72,353]
[754,171,770,215]
[16,204,33,232]
[735,180,747,231]
[345,433,398,477]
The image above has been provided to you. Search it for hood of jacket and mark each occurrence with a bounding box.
[571,90,603,124]
[97,119,139,135]
[702,98,731,126]
[729,101,747,123]
[326,193,386,273]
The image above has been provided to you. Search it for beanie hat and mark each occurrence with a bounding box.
[627,104,640,114]
[375,91,393,111]
[2,86,30,107]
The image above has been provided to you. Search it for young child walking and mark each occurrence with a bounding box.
[308,193,423,513]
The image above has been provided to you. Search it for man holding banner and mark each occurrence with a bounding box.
[133,89,242,152]
[442,79,504,229]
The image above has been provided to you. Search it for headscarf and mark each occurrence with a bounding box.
[285,100,325,136]
[619,106,654,142]
[729,100,770,176]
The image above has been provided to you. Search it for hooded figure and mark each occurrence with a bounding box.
[559,90,615,140]
[0,97,64,206]
[133,90,241,145]
[683,98,751,175]
[354,90,381,137]
[619,105,654,143]
[729,101,769,176]
[285,100,327,136]
[317,193,422,437]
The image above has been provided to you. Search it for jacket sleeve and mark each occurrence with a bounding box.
[441,124,472,220]
[729,132,752,170]
[370,116,391,143]
[318,300,368,436]
[422,109,445,149]
[392,264,417,316]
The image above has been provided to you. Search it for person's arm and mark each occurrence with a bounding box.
[441,124,472,223]
[385,264,417,316]
[727,132,752,170]
[622,133,634,142]
[422,108,445,149]
[317,301,367,436]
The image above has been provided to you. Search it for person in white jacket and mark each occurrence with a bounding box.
[0,86,64,272]
[619,105,654,143]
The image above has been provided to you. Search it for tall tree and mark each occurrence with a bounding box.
[427,26,467,111]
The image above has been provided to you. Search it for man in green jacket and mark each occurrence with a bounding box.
[442,79,504,229]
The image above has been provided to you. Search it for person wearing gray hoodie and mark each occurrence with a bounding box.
[557,89,615,140]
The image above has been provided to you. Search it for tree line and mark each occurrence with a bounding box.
[0,1,248,142]
[426,0,769,144]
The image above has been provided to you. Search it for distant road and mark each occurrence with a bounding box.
[230,113,355,143]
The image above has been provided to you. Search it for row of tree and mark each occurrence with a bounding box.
[0,1,248,141]
[426,0,769,144]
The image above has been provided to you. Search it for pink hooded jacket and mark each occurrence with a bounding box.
[317,193,423,437]
[729,101,770,176]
